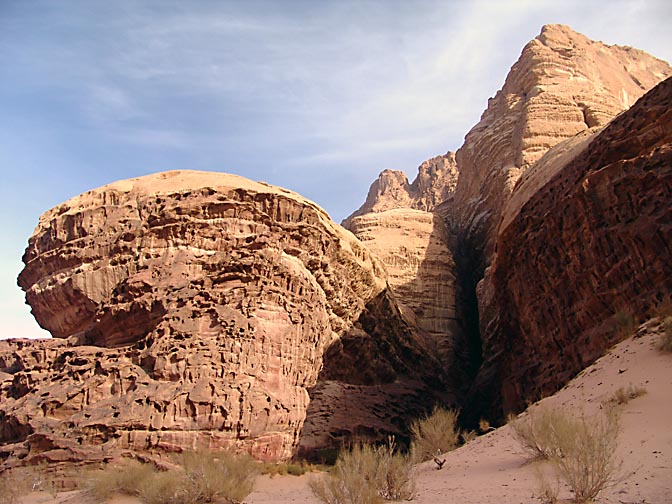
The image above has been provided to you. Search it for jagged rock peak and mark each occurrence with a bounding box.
[342,152,458,228]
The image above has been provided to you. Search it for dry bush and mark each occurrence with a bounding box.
[478,418,492,433]
[658,316,672,352]
[534,466,559,504]
[1,464,59,503]
[551,409,622,503]
[310,439,414,504]
[461,430,477,443]
[508,405,573,460]
[179,450,258,503]
[87,451,258,504]
[262,460,316,477]
[511,406,623,503]
[25,462,58,497]
[613,310,637,339]
[87,460,158,501]
[137,470,188,504]
[0,471,27,504]
[410,406,460,461]
[607,384,647,405]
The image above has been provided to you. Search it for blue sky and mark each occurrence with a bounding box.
[1,0,671,339]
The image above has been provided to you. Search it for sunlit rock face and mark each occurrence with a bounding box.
[342,152,459,228]
[4,170,445,469]
[348,209,460,356]
[453,23,672,264]
[345,24,672,424]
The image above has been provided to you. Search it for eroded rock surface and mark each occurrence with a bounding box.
[348,209,459,349]
[342,152,458,227]
[477,76,672,416]
[3,171,443,469]
[453,24,671,264]
[347,24,672,423]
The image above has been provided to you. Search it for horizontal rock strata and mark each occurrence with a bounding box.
[482,76,672,415]
[3,171,444,469]
[454,23,671,264]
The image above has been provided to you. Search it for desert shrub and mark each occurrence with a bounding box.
[550,409,622,503]
[607,384,647,405]
[0,463,58,501]
[87,460,159,501]
[410,406,460,461]
[658,316,672,352]
[613,310,637,339]
[508,405,574,460]
[478,418,492,433]
[26,462,58,497]
[461,430,477,443]
[0,471,26,504]
[310,439,414,504]
[262,459,316,477]
[511,406,623,503]
[137,469,188,504]
[87,451,258,504]
[179,450,258,503]
[534,466,559,504]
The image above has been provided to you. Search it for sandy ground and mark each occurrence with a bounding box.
[15,318,672,504]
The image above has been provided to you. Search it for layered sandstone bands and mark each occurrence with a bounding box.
[3,171,442,469]
[342,152,458,227]
[454,24,671,263]
[348,209,459,348]
[486,76,672,414]
[4,23,672,474]
[346,25,672,421]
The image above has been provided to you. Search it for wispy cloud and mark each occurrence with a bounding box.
[1,0,671,339]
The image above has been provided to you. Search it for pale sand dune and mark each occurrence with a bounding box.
[19,318,672,504]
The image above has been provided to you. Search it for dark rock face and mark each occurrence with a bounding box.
[480,77,672,416]
[3,171,445,470]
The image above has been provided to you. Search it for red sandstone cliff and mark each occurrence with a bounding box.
[348,24,672,421]
[2,171,447,471]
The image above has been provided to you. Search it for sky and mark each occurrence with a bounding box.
[1,0,671,339]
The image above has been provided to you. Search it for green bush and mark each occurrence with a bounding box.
[410,406,460,461]
[310,439,414,504]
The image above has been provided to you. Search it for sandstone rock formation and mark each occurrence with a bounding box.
[348,209,459,350]
[347,24,672,423]
[453,24,672,265]
[457,25,672,419]
[342,152,458,227]
[5,24,672,476]
[2,171,444,470]
[479,76,672,416]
